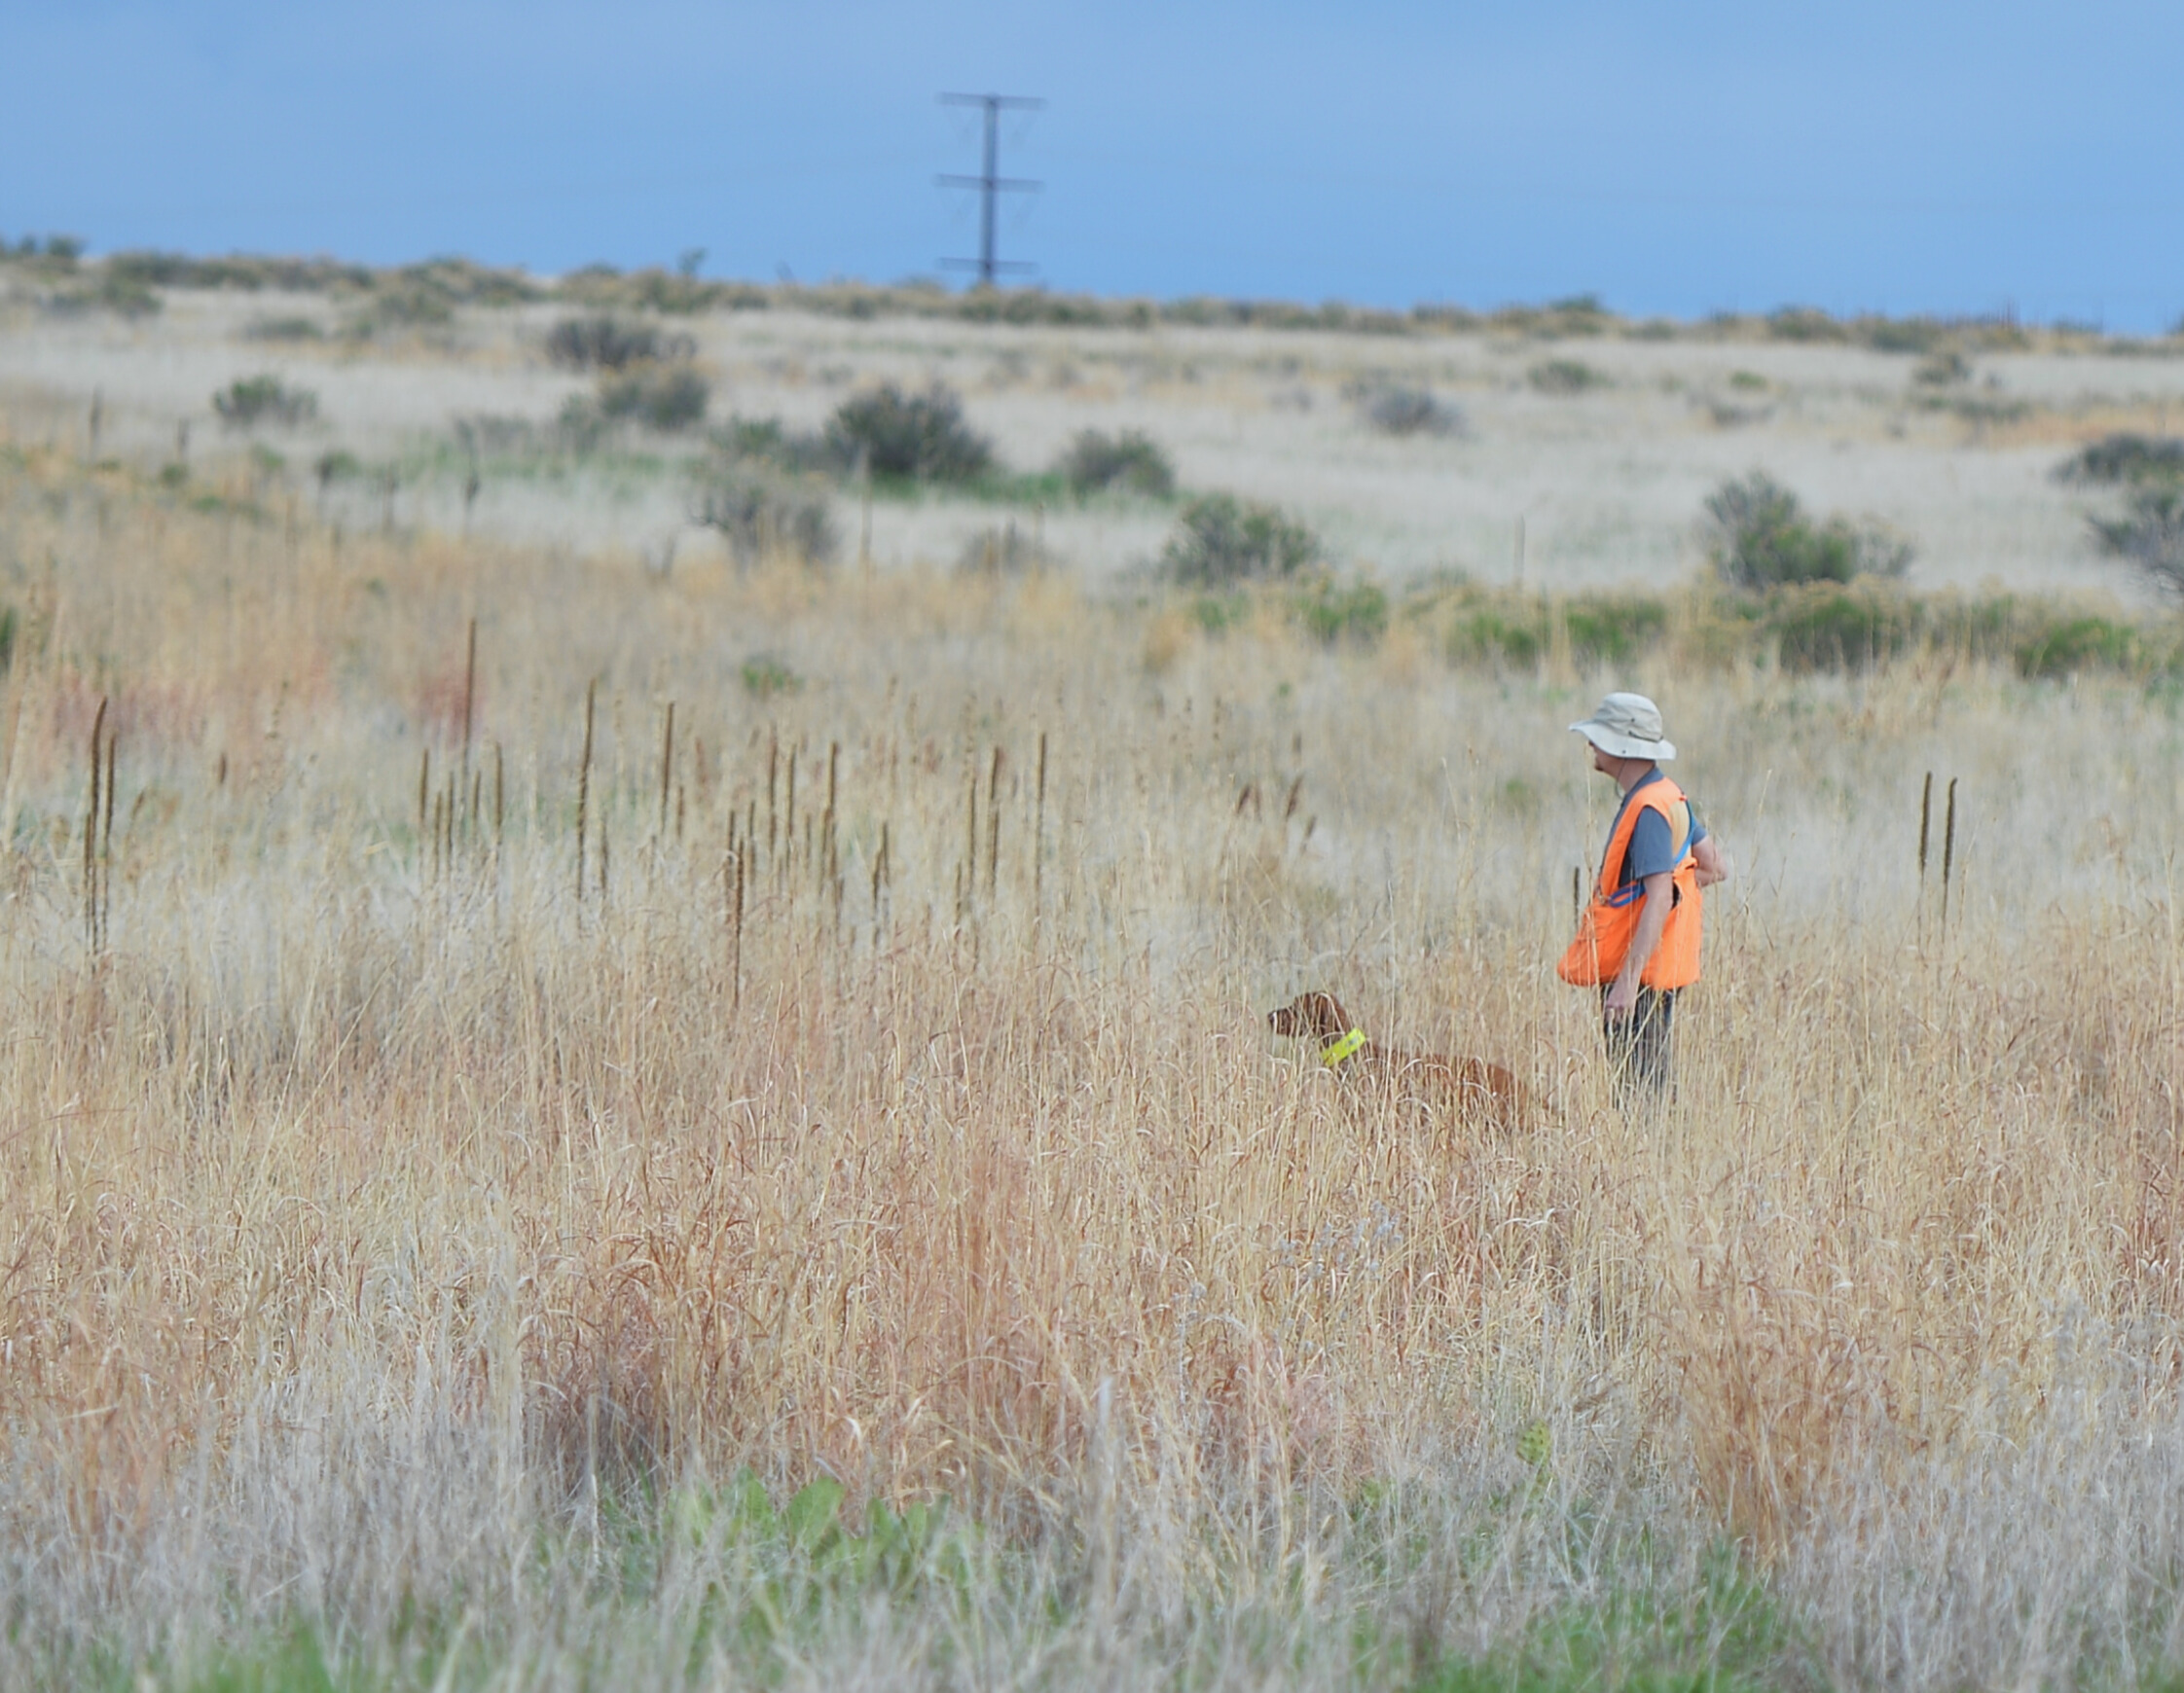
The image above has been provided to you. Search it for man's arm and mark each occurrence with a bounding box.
[1605,870,1672,1016]
[1693,834,1728,887]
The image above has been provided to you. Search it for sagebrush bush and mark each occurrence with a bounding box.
[1292,575,1388,644]
[958,522,1053,575]
[1912,349,1972,387]
[2017,615,2137,678]
[824,383,992,482]
[241,315,324,343]
[1356,384,1463,437]
[212,376,318,430]
[1770,586,1916,673]
[1704,472,1912,591]
[693,462,836,567]
[713,415,841,477]
[545,315,692,372]
[2055,433,2184,486]
[1057,429,1175,497]
[1529,359,1607,396]
[2090,486,2184,598]
[597,365,710,432]
[1160,493,1321,585]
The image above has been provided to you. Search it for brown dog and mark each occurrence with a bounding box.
[1267,990,1530,1132]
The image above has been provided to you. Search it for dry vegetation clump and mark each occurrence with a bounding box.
[211,374,319,431]
[8,425,2184,1686]
[1055,427,1177,497]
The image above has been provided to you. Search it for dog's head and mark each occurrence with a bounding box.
[1267,991,1351,1042]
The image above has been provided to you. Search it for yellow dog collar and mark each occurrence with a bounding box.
[1322,1027,1366,1067]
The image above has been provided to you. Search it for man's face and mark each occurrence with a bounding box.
[1589,740,1618,778]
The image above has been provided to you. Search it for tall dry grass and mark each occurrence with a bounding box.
[2,432,2183,1686]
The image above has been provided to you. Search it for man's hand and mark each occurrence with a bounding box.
[1606,869,1673,1016]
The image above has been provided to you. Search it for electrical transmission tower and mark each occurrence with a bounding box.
[937,91,1043,285]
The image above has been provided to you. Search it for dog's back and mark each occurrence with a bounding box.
[1267,991,1533,1133]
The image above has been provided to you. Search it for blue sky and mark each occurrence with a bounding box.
[3,1,2179,329]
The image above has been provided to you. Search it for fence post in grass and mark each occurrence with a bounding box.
[83,698,105,953]
[1941,777,1958,937]
[987,744,1003,899]
[964,766,978,922]
[575,679,596,902]
[1034,731,1047,919]
[460,617,477,779]
[872,820,890,944]
[783,747,798,887]
[100,725,116,952]
[1916,771,1933,943]
[658,701,674,843]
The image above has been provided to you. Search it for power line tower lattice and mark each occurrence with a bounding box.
[937,91,1043,286]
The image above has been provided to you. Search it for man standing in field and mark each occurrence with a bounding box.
[1559,693,1727,1103]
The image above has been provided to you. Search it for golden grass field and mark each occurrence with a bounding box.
[3,280,2184,1688]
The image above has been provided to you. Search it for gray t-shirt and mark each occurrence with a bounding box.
[1611,768,1707,887]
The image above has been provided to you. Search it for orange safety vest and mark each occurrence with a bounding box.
[1558,774,1703,991]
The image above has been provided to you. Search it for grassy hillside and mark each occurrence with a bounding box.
[3,421,2184,1687]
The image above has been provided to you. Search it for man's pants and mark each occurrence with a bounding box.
[1602,986,1677,1107]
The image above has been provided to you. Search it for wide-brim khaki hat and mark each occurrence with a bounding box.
[1570,692,1676,761]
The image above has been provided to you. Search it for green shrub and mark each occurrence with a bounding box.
[1057,429,1175,497]
[597,364,710,432]
[713,414,841,476]
[2017,615,2136,678]
[739,654,802,698]
[1446,606,1546,668]
[2090,486,2184,598]
[1529,359,1607,395]
[1357,384,1463,436]
[242,315,324,342]
[1160,493,1321,585]
[1911,349,1971,387]
[1865,316,1948,353]
[2055,433,2184,486]
[545,314,691,371]
[1565,594,1669,667]
[824,383,992,482]
[694,463,836,567]
[1766,306,1846,343]
[80,270,161,318]
[1770,588,1915,673]
[958,522,1052,575]
[1190,592,1251,634]
[1703,472,1912,590]
[213,375,317,430]
[1294,576,1388,645]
